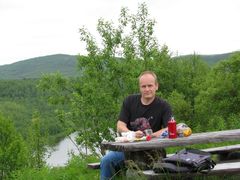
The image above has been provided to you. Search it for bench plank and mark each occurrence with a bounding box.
[201,144,240,154]
[87,162,100,169]
[142,161,240,179]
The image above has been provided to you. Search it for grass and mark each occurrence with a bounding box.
[10,155,100,180]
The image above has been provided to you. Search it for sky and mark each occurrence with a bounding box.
[0,0,239,66]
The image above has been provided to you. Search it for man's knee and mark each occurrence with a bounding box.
[100,154,111,168]
[100,151,125,177]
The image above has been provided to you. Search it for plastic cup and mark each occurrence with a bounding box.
[144,129,153,136]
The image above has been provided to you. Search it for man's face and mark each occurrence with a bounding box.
[139,74,158,100]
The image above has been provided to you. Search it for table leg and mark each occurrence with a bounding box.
[124,148,166,170]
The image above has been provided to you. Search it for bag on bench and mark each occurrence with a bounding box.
[153,148,216,173]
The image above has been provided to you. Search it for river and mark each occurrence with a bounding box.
[46,132,98,167]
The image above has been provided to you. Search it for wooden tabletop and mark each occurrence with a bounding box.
[101,129,240,152]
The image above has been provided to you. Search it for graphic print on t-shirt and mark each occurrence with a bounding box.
[130,117,151,131]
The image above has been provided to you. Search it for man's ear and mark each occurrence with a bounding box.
[156,83,159,90]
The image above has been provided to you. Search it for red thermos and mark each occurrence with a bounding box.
[168,116,177,139]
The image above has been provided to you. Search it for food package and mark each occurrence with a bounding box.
[114,131,136,142]
[177,123,192,137]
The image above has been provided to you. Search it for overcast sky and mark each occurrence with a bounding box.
[0,0,239,65]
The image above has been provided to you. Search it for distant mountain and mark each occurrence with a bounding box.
[0,52,235,80]
[199,52,233,66]
[0,54,79,80]
[175,52,233,66]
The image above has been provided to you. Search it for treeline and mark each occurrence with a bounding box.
[0,79,66,142]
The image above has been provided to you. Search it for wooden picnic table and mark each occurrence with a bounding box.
[101,129,240,152]
[101,129,240,171]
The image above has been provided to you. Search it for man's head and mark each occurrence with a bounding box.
[138,71,159,103]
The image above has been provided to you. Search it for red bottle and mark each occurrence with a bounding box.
[168,116,177,139]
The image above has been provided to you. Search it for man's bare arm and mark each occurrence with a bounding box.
[117,120,129,133]
[151,127,167,138]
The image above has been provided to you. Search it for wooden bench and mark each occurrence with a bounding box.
[140,144,240,178]
[200,144,240,155]
[142,160,240,179]
[143,162,240,178]
[165,144,240,157]
[87,162,100,169]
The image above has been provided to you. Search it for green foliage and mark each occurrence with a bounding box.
[170,55,210,130]
[207,115,226,131]
[0,79,38,98]
[227,113,240,129]
[11,155,100,180]
[0,79,66,145]
[37,73,73,106]
[167,90,192,126]
[0,101,30,137]
[174,54,209,102]
[195,51,240,131]
[0,114,28,179]
[26,112,48,168]
[37,73,77,136]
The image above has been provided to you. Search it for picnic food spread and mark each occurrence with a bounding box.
[115,131,152,142]
[115,123,192,143]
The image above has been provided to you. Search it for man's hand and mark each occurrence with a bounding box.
[135,130,144,138]
[117,120,144,138]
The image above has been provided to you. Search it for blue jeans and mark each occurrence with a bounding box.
[100,151,125,180]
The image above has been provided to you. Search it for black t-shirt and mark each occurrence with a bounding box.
[118,94,172,132]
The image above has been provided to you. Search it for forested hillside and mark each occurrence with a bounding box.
[0,79,66,143]
[176,52,233,66]
[0,54,78,79]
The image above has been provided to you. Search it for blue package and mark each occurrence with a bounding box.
[160,130,168,138]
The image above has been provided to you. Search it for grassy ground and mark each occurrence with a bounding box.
[10,155,100,180]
